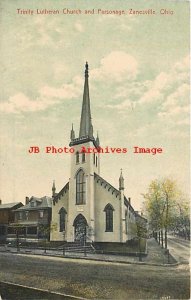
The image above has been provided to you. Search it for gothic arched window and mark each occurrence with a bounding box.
[82,152,85,163]
[59,208,67,232]
[76,169,86,205]
[104,204,114,232]
[76,152,79,164]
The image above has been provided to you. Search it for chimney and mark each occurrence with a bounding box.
[128,197,131,205]
[25,197,30,205]
[0,199,2,205]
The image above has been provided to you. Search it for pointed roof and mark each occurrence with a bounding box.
[69,63,99,148]
[52,180,56,190]
[16,196,52,210]
[119,169,124,190]
[79,62,93,138]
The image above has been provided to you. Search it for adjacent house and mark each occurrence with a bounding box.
[7,196,52,242]
[0,200,23,242]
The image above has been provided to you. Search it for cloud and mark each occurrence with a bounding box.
[41,79,81,100]
[106,99,133,111]
[92,51,138,82]
[161,84,189,112]
[138,55,189,106]
[97,12,139,31]
[158,104,189,118]
[98,54,189,141]
[0,76,83,114]
[0,93,49,113]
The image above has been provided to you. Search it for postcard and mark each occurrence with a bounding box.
[0,0,190,299]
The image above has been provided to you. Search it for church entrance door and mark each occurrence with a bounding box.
[73,214,87,243]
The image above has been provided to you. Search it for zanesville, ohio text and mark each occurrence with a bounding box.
[28,146,163,155]
[16,8,174,16]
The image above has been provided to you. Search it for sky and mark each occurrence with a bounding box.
[0,0,190,210]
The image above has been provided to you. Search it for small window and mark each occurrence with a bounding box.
[82,153,85,163]
[39,211,44,218]
[96,156,98,167]
[76,152,79,164]
[31,201,35,207]
[93,153,95,164]
[25,211,29,220]
[18,211,23,220]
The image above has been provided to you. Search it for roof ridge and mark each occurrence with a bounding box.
[53,182,69,202]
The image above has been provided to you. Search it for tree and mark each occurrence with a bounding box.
[136,216,148,261]
[142,179,166,247]
[169,200,190,240]
[39,223,57,253]
[143,178,188,249]
[161,178,180,249]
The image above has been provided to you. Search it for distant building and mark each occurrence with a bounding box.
[51,63,146,248]
[135,211,148,238]
[0,200,23,242]
[7,196,52,242]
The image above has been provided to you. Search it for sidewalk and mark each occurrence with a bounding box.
[0,238,176,266]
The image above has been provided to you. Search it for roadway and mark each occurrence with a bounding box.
[0,252,189,299]
[167,234,190,264]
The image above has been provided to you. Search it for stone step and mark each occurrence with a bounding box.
[59,242,95,254]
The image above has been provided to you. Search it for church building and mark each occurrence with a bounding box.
[51,63,144,246]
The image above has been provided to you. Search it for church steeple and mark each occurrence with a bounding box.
[69,63,100,148]
[96,132,100,147]
[52,180,56,197]
[70,123,75,140]
[79,62,93,138]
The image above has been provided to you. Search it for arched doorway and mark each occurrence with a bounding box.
[73,214,88,242]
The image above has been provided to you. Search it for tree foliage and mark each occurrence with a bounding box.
[143,178,190,241]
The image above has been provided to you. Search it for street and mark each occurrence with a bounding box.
[0,252,189,299]
[167,234,190,264]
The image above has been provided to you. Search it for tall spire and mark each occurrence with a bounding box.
[96,131,100,147]
[52,180,56,197]
[119,169,124,191]
[79,62,93,138]
[70,123,75,140]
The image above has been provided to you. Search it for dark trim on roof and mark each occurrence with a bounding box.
[53,182,69,204]
[124,197,135,213]
[94,173,120,198]
[69,136,99,148]
[94,173,136,216]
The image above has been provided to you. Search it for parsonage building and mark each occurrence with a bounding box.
[51,63,146,248]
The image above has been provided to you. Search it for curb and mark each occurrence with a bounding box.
[0,249,179,267]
